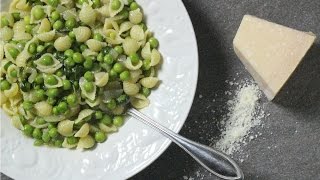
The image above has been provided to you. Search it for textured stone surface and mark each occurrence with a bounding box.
[2,0,320,179]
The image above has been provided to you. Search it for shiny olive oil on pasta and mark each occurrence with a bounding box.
[0,0,161,149]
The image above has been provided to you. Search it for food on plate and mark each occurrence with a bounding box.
[0,0,161,149]
[233,15,316,100]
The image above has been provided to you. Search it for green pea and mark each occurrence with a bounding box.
[46,88,59,97]
[34,139,44,146]
[148,37,159,48]
[73,81,79,89]
[47,97,56,105]
[45,75,58,85]
[78,0,88,5]
[64,50,74,58]
[84,58,93,69]
[101,114,112,125]
[67,136,78,144]
[53,20,64,30]
[62,80,71,90]
[106,99,116,110]
[143,59,151,70]
[92,0,101,8]
[33,7,45,20]
[64,57,75,67]
[25,24,33,33]
[95,131,106,143]
[102,47,111,54]
[93,33,103,41]
[55,70,63,77]
[73,52,84,63]
[129,53,139,64]
[47,0,59,7]
[35,89,46,99]
[57,101,68,113]
[69,31,76,39]
[95,111,103,120]
[9,69,17,78]
[24,15,31,24]
[1,16,9,27]
[12,13,20,21]
[103,54,114,65]
[20,82,31,92]
[97,53,104,62]
[8,47,19,58]
[23,124,34,137]
[113,115,124,127]
[48,123,56,129]
[23,101,34,110]
[80,44,87,52]
[108,32,116,39]
[113,62,125,73]
[127,0,134,4]
[67,94,78,106]
[42,132,51,142]
[34,74,44,84]
[51,11,60,21]
[130,2,139,10]
[83,82,94,92]
[114,46,123,54]
[36,117,46,125]
[109,69,118,79]
[65,18,77,30]
[139,23,147,31]
[120,70,130,81]
[32,128,43,139]
[111,0,121,10]
[84,71,94,81]
[41,55,54,66]
[34,85,41,90]
[4,62,12,71]
[52,106,59,115]
[119,9,129,19]
[37,45,45,53]
[54,139,63,147]
[49,128,58,138]
[28,43,37,54]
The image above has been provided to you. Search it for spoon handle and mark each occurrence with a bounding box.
[128,109,244,180]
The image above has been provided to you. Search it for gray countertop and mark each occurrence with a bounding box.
[2,0,320,180]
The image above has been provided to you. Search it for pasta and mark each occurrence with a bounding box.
[1,0,162,149]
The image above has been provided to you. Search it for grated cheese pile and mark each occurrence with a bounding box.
[214,83,263,155]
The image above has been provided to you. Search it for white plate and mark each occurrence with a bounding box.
[0,0,198,179]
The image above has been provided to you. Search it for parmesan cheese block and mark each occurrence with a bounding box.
[233,15,316,100]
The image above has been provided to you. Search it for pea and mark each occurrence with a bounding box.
[108,32,116,39]
[37,45,45,53]
[93,33,103,41]
[73,52,84,63]
[102,47,111,54]
[69,31,76,39]
[36,117,46,125]
[65,94,77,106]
[35,89,46,100]
[57,102,68,113]
[114,46,123,54]
[52,106,59,115]
[33,7,45,20]
[24,15,31,24]
[67,136,78,144]
[45,75,58,85]
[9,69,17,78]
[109,69,118,79]
[64,57,75,67]
[73,81,79,89]
[47,97,56,105]
[84,58,93,69]
[95,131,106,143]
[25,24,33,33]
[97,53,104,62]
[34,139,44,146]
[119,9,129,19]
[23,101,34,110]
[101,114,112,125]
[8,47,19,58]
[95,111,103,120]
[60,80,71,91]
[113,62,125,73]
[20,82,31,92]
[12,13,20,21]
[46,88,59,97]
[92,0,101,8]
[130,2,139,10]
[129,53,139,65]
[139,23,147,31]
[127,0,134,4]
[83,82,94,92]
[143,59,151,70]
[28,43,37,54]
[54,139,63,147]
[51,11,60,21]
[64,49,73,57]
[103,54,114,64]
[113,116,124,127]
[42,132,51,143]
[120,70,130,81]
[34,85,41,90]
[148,37,159,48]
[53,20,64,30]
[47,0,59,7]
[142,87,151,97]
[106,99,116,110]
[55,70,63,77]
[1,17,9,27]
[65,18,77,30]
[34,74,44,85]
[41,55,54,66]
[84,71,94,81]
[32,128,43,139]
[79,44,87,52]
[111,0,121,10]
[49,128,58,138]
[78,0,88,5]
[23,124,34,137]
[4,62,12,71]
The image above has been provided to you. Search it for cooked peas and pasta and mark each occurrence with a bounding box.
[0,0,161,149]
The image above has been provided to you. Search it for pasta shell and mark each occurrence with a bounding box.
[150,49,161,66]
[34,101,53,117]
[0,27,14,41]
[58,120,74,137]
[129,9,143,24]
[77,135,95,149]
[130,25,144,41]
[79,4,97,25]
[74,123,90,137]
[74,26,92,42]
[123,81,140,96]
[123,37,140,55]
[130,94,150,109]
[139,77,159,88]
[54,36,72,51]
[94,72,109,87]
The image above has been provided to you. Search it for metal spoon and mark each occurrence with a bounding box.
[128,108,244,180]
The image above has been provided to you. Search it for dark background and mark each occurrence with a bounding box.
[2,0,320,179]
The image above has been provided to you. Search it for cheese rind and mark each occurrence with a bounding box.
[233,15,316,100]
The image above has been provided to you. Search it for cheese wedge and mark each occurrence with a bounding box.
[233,15,316,100]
